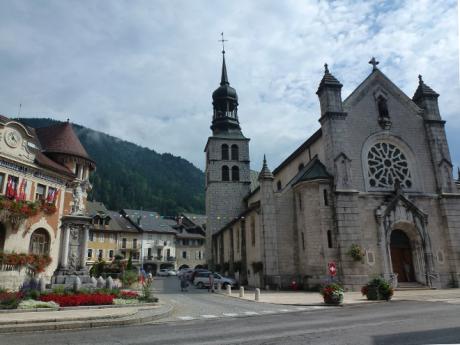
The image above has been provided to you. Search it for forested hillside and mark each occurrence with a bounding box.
[19,118,205,215]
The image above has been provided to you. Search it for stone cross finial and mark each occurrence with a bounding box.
[219,32,228,54]
[369,57,379,70]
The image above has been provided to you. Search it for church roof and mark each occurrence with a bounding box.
[291,156,331,186]
[36,121,93,162]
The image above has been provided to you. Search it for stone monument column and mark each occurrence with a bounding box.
[80,226,89,269]
[61,224,71,268]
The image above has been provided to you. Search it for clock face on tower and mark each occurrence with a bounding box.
[5,129,22,148]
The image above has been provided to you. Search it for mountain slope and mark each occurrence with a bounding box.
[18,118,205,215]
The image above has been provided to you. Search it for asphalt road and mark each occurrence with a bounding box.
[2,278,460,345]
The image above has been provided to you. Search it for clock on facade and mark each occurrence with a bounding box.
[5,129,21,148]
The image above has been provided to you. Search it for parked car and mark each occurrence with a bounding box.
[167,269,177,276]
[177,268,193,279]
[158,269,174,276]
[193,272,236,289]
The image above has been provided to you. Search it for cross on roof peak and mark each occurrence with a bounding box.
[219,32,228,54]
[369,57,379,70]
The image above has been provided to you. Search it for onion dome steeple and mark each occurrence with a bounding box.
[211,36,241,135]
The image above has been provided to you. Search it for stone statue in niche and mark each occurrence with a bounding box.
[377,96,392,130]
[334,153,352,190]
[68,252,79,271]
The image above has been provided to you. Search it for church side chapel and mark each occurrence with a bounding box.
[0,117,95,290]
[207,53,460,290]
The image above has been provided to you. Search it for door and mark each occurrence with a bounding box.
[390,230,415,282]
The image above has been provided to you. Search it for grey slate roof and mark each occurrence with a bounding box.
[121,209,177,234]
[291,157,331,186]
[105,210,140,233]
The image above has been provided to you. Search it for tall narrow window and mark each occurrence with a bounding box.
[323,189,329,206]
[122,238,127,249]
[251,218,256,247]
[222,166,230,181]
[277,181,282,191]
[29,229,50,255]
[221,144,229,160]
[5,175,18,199]
[0,173,5,195]
[87,249,93,259]
[231,166,240,181]
[301,232,305,251]
[231,144,239,160]
[327,230,333,248]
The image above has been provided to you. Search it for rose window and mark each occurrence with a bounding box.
[367,142,412,189]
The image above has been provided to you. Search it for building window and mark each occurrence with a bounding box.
[301,232,305,251]
[133,239,137,249]
[182,251,187,259]
[98,233,104,242]
[231,144,239,160]
[147,248,152,258]
[327,230,333,248]
[367,142,412,189]
[122,238,127,249]
[198,251,202,260]
[231,166,240,181]
[251,217,256,247]
[166,249,171,258]
[157,248,162,258]
[89,231,94,242]
[277,181,282,191]
[29,228,50,255]
[298,163,304,171]
[6,175,19,199]
[35,184,46,201]
[109,250,114,259]
[221,144,229,160]
[98,249,103,259]
[0,173,4,194]
[46,186,57,204]
[87,249,93,259]
[323,189,329,206]
[222,165,229,181]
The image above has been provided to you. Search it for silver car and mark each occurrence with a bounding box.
[193,272,236,289]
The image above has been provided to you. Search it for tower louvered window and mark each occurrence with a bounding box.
[222,166,230,181]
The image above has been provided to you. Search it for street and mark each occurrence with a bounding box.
[1,277,460,345]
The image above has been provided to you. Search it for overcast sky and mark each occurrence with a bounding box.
[0,0,458,173]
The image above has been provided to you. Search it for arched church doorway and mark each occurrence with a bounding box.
[390,230,415,282]
[0,223,5,252]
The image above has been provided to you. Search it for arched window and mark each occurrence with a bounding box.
[231,166,240,181]
[221,144,229,160]
[29,228,50,255]
[222,166,230,181]
[231,145,239,161]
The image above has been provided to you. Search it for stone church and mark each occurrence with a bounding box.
[205,53,460,290]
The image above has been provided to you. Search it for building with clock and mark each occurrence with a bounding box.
[207,54,460,290]
[0,117,95,290]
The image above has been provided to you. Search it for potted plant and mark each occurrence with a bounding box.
[361,277,393,301]
[320,282,344,305]
[347,244,365,262]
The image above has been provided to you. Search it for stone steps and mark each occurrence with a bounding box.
[396,282,434,291]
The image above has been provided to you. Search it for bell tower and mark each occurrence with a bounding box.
[205,37,250,266]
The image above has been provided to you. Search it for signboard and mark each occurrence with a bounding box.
[328,261,337,277]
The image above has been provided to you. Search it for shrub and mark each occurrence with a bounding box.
[0,291,24,309]
[122,270,138,287]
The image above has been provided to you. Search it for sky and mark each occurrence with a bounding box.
[0,0,458,172]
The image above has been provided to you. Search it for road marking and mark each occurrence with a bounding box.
[243,311,259,315]
[260,310,275,314]
[295,307,308,311]
[279,309,292,312]
[201,314,218,319]
[222,313,239,317]
[177,316,195,320]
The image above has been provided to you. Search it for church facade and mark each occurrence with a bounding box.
[206,56,460,290]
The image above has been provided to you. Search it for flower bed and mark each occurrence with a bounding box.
[39,293,114,307]
[0,291,24,309]
[120,290,139,299]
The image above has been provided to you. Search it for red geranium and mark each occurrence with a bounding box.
[39,293,114,307]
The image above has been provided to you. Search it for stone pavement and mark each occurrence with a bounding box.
[0,303,173,333]
[221,288,460,306]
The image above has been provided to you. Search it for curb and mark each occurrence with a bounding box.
[0,302,159,314]
[0,303,174,334]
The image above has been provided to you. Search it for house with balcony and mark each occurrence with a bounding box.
[176,213,206,269]
[121,209,177,274]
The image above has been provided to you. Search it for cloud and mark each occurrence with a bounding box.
[0,0,458,172]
